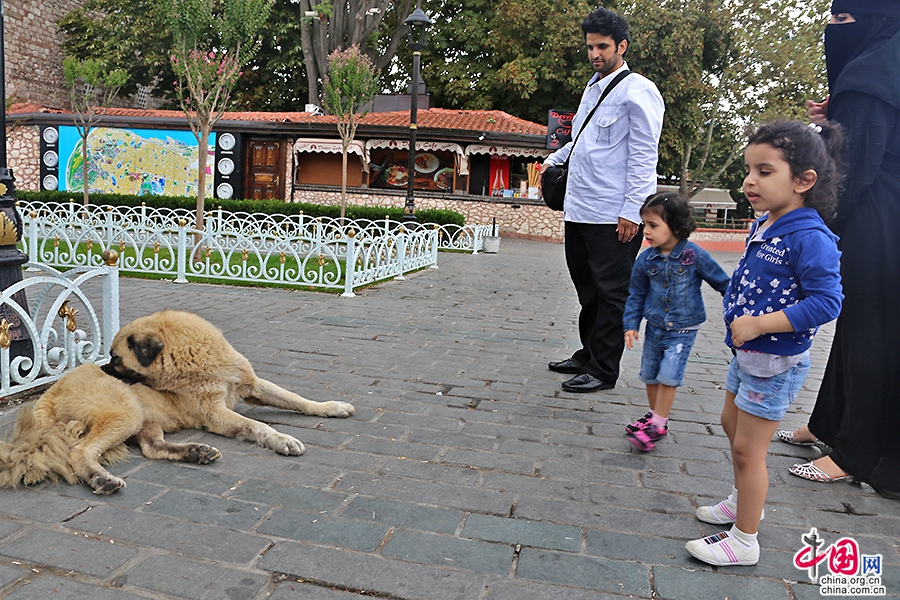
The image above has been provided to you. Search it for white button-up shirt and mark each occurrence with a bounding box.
[544,62,664,225]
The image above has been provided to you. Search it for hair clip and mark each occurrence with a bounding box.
[808,123,822,134]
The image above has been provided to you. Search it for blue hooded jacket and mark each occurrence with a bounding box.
[723,207,843,355]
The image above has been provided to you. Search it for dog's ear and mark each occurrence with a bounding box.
[127,334,164,367]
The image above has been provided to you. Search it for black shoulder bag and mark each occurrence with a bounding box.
[542,69,632,211]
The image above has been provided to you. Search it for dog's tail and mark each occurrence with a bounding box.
[0,403,84,487]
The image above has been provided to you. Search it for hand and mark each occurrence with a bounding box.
[730,315,764,347]
[806,96,829,125]
[617,217,640,243]
[625,330,639,350]
[538,163,549,192]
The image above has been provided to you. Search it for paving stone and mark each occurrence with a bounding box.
[0,528,139,579]
[516,548,652,596]
[226,479,347,512]
[381,529,514,574]
[378,458,484,487]
[0,564,25,593]
[342,496,463,535]
[128,461,243,495]
[483,579,637,600]
[0,519,22,543]
[113,554,268,600]
[587,485,696,514]
[257,540,489,600]
[332,473,513,516]
[3,573,148,599]
[64,504,270,564]
[441,448,535,475]
[405,428,498,451]
[268,581,374,599]
[652,564,792,600]
[345,436,441,461]
[56,478,168,509]
[143,489,268,531]
[481,471,587,502]
[462,513,582,552]
[258,510,389,552]
[0,490,90,523]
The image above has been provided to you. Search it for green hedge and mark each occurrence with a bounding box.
[16,191,466,227]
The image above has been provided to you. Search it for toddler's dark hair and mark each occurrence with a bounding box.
[640,191,696,240]
[745,120,844,222]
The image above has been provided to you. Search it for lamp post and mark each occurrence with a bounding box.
[402,3,432,224]
[0,0,35,367]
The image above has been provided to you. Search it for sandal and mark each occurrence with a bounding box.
[776,429,819,447]
[789,461,853,483]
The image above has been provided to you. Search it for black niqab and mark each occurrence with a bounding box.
[827,7,900,111]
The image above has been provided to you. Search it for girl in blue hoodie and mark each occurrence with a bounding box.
[686,121,844,567]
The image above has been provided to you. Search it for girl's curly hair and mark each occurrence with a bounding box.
[745,120,844,223]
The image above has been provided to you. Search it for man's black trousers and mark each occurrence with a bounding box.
[564,221,643,385]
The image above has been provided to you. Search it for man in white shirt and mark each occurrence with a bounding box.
[543,6,664,392]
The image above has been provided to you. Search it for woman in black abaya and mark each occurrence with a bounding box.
[779,1,900,498]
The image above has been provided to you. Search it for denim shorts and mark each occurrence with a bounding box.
[725,356,811,421]
[639,325,698,387]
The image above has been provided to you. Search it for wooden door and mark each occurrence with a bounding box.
[245,140,284,200]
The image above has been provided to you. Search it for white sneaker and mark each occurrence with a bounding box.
[686,530,760,566]
[696,496,765,525]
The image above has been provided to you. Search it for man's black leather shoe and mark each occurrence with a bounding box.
[561,373,615,393]
[548,358,584,374]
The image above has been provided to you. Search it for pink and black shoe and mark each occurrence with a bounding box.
[628,422,665,452]
[625,412,667,438]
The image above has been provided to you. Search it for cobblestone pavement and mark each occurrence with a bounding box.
[0,238,897,600]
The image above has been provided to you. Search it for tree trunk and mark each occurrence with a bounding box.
[340,143,348,223]
[196,126,209,230]
[82,134,90,205]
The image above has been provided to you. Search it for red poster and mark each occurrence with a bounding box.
[489,156,510,196]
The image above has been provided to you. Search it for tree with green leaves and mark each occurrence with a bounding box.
[414,0,593,123]
[323,46,379,221]
[163,0,272,230]
[59,0,174,102]
[63,57,128,205]
[626,0,829,196]
[299,0,413,106]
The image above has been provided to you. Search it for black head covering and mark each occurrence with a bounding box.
[827,1,900,109]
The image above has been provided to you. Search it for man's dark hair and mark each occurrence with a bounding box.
[581,7,630,48]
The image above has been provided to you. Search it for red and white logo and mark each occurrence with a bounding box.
[794,528,886,596]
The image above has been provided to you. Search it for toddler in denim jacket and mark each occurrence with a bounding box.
[623,192,729,452]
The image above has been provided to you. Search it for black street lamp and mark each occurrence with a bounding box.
[0,0,35,366]
[402,3,432,224]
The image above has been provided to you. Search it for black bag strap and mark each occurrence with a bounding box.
[562,69,632,168]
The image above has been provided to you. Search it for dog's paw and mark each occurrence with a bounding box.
[188,444,222,464]
[268,433,305,456]
[90,474,126,495]
[319,401,355,418]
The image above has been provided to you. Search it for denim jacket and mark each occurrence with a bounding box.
[623,239,730,332]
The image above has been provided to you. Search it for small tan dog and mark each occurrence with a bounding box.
[0,310,354,494]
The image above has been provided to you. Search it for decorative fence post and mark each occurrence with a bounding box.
[101,249,120,360]
[395,227,407,281]
[175,219,188,284]
[342,228,356,298]
[431,226,440,268]
[27,209,38,263]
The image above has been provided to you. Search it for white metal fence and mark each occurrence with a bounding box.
[17,203,494,296]
[1,257,119,398]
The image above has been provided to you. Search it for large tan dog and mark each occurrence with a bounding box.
[0,310,354,494]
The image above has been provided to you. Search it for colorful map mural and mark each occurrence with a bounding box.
[58,126,215,197]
